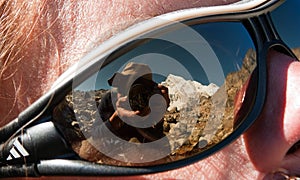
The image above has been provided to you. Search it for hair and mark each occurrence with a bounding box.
[0,0,61,124]
[0,0,51,79]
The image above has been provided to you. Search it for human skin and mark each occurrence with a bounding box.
[1,0,300,179]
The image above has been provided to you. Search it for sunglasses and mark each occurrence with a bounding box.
[1,0,299,177]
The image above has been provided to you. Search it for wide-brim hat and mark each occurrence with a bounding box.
[108,62,152,87]
[108,62,153,89]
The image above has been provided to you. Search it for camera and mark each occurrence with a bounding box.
[128,78,161,112]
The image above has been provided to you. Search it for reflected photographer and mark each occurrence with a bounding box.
[99,62,170,142]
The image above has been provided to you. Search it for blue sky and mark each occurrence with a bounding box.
[271,1,300,49]
[76,21,255,91]
[76,1,300,92]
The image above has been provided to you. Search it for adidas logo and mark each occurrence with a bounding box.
[6,139,29,161]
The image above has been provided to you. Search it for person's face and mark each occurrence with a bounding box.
[3,0,300,179]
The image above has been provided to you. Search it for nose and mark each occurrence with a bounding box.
[243,49,300,175]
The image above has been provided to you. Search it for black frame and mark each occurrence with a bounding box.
[0,0,298,177]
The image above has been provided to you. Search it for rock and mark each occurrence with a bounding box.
[160,74,220,154]
[161,74,219,111]
[198,138,208,149]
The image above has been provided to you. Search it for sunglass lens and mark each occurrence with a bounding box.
[271,0,300,59]
[53,21,257,166]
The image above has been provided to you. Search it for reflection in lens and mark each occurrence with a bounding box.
[271,1,300,59]
[52,21,257,166]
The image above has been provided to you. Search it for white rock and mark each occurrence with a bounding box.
[161,74,219,111]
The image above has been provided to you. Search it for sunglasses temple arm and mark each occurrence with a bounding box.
[0,163,39,177]
[0,92,54,143]
[1,158,156,177]
[0,121,75,170]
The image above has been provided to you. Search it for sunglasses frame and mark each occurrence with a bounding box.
[0,0,298,177]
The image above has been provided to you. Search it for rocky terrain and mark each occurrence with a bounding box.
[53,48,258,166]
[162,49,256,156]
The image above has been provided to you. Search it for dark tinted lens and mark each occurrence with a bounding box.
[53,21,256,166]
[271,0,300,59]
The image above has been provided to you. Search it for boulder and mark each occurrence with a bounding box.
[161,74,219,111]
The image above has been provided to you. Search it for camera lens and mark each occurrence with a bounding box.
[129,84,151,112]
